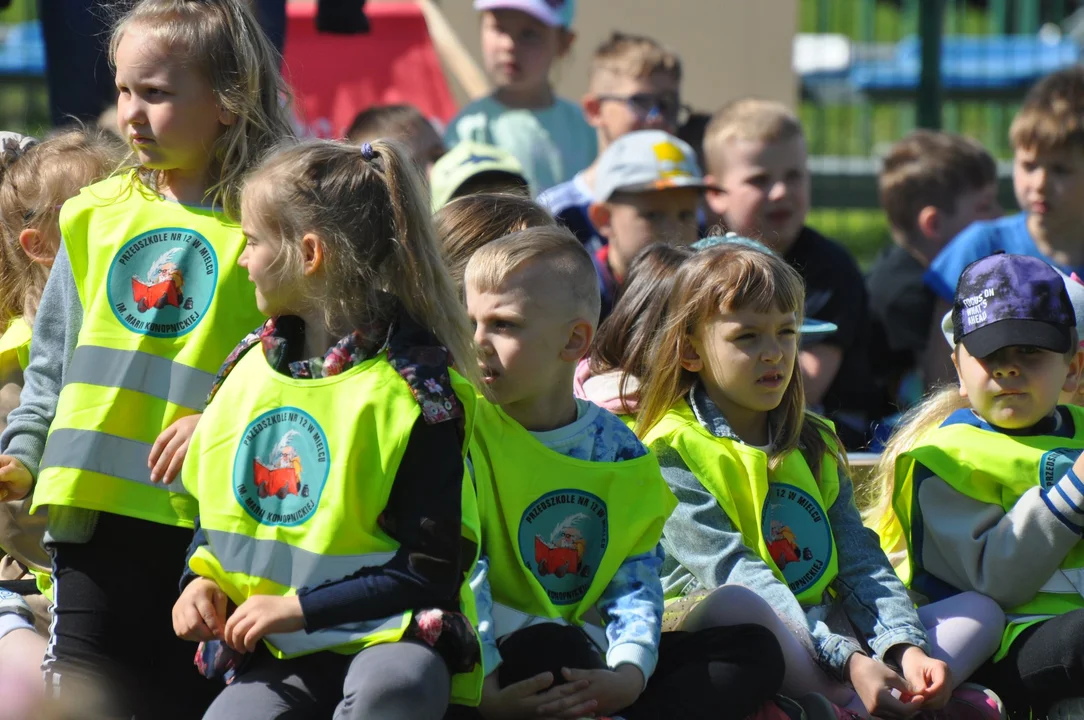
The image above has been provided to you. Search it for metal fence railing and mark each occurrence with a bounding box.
[798,0,1081,266]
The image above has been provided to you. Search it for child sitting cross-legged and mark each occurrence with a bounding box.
[873,253,1084,718]
[450,227,785,719]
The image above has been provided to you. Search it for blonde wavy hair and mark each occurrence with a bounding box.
[862,386,967,528]
[0,129,125,330]
[864,327,1079,522]
[635,244,846,479]
[243,138,481,389]
[109,0,294,218]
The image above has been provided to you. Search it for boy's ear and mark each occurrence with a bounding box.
[301,232,324,276]
[704,175,727,217]
[560,318,594,362]
[679,338,703,373]
[588,202,614,241]
[916,205,941,241]
[582,93,603,128]
[1064,346,1084,395]
[18,228,55,267]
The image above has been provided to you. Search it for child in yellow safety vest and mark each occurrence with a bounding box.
[170,138,487,719]
[872,253,1084,718]
[0,1,293,716]
[451,227,786,720]
[635,244,1006,719]
[0,128,124,700]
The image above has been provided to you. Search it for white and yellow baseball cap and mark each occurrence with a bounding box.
[594,130,717,202]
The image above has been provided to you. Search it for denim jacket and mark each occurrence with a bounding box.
[657,384,929,679]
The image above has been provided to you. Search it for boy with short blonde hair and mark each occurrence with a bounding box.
[869,130,1000,406]
[458,227,782,720]
[702,97,874,449]
[538,32,682,251]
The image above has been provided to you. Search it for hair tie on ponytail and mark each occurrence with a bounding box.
[361,142,374,160]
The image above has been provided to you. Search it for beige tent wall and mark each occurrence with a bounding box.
[434,0,799,113]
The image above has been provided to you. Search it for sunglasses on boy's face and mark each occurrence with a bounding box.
[597,92,687,126]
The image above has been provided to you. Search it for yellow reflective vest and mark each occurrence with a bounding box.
[643,401,841,606]
[892,406,1084,660]
[0,316,50,598]
[471,400,675,630]
[186,345,483,705]
[31,174,264,527]
[0,317,31,380]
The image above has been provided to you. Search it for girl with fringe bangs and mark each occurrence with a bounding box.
[635,244,1003,718]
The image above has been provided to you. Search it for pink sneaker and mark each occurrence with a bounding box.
[917,683,1006,720]
[741,698,798,720]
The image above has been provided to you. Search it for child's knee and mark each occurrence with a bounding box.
[959,591,1005,637]
[338,645,450,720]
[0,623,47,688]
[694,584,777,628]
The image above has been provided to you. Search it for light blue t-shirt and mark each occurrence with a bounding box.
[925,213,1084,301]
[444,95,597,195]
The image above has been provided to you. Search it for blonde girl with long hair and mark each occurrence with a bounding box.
[172,139,483,719]
[869,254,1084,719]
[0,1,293,716]
[0,127,123,707]
[635,244,1004,718]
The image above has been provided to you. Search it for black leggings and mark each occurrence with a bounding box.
[44,512,219,719]
[446,623,784,720]
[973,608,1084,718]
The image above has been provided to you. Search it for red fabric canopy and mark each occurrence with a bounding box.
[283,2,458,138]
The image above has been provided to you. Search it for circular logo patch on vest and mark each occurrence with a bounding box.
[761,483,833,596]
[233,407,330,526]
[518,490,608,606]
[1039,448,1084,490]
[107,227,218,338]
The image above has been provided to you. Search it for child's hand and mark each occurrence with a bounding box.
[149,413,201,484]
[223,595,305,653]
[536,665,644,718]
[898,645,952,710]
[477,671,590,720]
[846,652,925,719]
[173,577,227,642]
[0,455,31,502]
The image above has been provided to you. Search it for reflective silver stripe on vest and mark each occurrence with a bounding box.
[491,602,607,649]
[266,615,408,655]
[205,529,403,654]
[1038,568,1084,596]
[1006,612,1057,624]
[204,529,396,591]
[40,428,190,495]
[65,346,215,411]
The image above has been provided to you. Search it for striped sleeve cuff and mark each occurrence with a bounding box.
[1041,468,1084,535]
[606,642,656,689]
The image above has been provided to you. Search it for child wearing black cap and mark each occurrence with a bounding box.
[872,253,1084,718]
